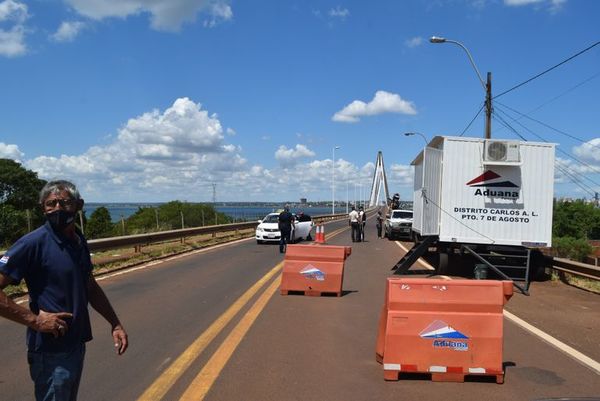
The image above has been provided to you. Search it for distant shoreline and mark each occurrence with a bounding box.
[83,203,345,223]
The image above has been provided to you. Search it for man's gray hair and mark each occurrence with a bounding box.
[284,204,290,211]
[39,180,81,204]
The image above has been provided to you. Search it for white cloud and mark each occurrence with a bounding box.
[0,0,28,57]
[389,164,414,186]
[0,0,27,23]
[572,139,600,162]
[64,0,233,32]
[24,97,251,200]
[275,144,316,167]
[203,1,233,28]
[329,6,349,19]
[504,0,566,12]
[332,90,417,123]
[13,97,391,202]
[0,142,24,160]
[405,36,423,48]
[51,21,86,42]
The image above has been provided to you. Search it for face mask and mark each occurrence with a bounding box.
[46,209,76,231]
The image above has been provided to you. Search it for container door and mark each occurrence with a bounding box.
[421,147,442,235]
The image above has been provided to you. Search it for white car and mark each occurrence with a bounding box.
[255,212,314,244]
[384,209,413,240]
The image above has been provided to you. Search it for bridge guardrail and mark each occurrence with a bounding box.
[551,257,600,280]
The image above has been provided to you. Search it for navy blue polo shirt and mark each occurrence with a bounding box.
[0,221,93,352]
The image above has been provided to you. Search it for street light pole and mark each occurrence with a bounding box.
[485,72,492,140]
[332,146,340,215]
[430,36,492,139]
[404,132,428,146]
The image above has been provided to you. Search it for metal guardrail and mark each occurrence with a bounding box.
[552,257,600,281]
[87,213,348,253]
[87,221,257,252]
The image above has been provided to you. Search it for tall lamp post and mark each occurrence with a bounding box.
[404,132,429,146]
[430,36,492,139]
[332,145,341,215]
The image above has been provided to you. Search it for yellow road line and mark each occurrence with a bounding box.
[179,275,281,401]
[136,262,283,401]
[328,227,347,238]
[139,221,346,400]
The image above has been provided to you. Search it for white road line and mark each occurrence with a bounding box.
[395,241,435,270]
[504,310,600,375]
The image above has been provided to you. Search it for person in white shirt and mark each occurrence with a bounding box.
[348,206,360,242]
[358,206,366,241]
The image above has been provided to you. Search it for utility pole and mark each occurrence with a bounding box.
[485,72,493,139]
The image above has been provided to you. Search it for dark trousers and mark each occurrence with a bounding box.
[28,343,86,401]
[376,223,382,238]
[351,222,360,242]
[280,229,291,253]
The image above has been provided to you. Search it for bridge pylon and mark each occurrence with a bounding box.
[368,151,390,208]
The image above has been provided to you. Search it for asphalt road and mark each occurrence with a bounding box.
[0,218,598,401]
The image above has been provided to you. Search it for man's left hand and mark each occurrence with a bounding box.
[112,324,128,355]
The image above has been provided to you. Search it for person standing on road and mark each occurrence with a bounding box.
[278,204,295,253]
[376,210,384,239]
[348,206,360,242]
[0,180,128,401]
[358,206,366,242]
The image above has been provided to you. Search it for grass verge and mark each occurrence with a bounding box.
[551,270,600,294]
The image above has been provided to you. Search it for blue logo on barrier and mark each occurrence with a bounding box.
[420,320,469,351]
[300,265,325,281]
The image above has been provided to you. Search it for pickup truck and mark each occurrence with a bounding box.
[384,209,413,240]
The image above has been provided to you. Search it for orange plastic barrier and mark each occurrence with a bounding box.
[376,278,513,383]
[280,244,351,297]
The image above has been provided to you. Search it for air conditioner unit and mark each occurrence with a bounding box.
[483,140,520,164]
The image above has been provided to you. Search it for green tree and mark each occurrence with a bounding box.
[0,204,27,247]
[552,236,593,262]
[0,159,47,246]
[124,202,232,234]
[553,199,600,239]
[86,207,115,239]
[124,207,161,234]
[0,159,46,209]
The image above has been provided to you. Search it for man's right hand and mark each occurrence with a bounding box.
[33,310,73,338]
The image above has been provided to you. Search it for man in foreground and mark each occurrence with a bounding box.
[0,180,128,401]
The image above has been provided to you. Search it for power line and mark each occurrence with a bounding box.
[489,71,600,138]
[494,40,600,99]
[495,105,600,182]
[494,105,600,191]
[495,100,598,146]
[459,103,485,137]
[491,112,597,197]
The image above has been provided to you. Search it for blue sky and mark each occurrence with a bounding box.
[0,0,598,203]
